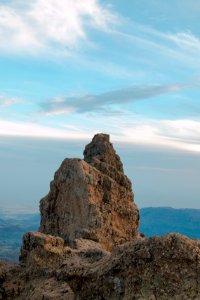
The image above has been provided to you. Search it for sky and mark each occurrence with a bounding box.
[0,0,200,212]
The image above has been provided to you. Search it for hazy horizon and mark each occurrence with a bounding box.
[1,135,199,212]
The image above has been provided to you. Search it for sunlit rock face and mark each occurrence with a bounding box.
[39,133,139,250]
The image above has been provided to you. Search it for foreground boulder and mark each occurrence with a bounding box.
[39,133,139,250]
[1,233,200,299]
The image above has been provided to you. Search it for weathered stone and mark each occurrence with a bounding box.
[3,233,200,299]
[83,133,124,175]
[39,133,139,250]
[20,232,65,268]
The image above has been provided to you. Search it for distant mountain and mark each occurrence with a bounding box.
[1,207,200,262]
[0,211,40,262]
[140,207,200,239]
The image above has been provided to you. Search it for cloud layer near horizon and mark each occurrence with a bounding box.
[1,117,200,154]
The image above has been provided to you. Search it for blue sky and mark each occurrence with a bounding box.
[0,0,200,211]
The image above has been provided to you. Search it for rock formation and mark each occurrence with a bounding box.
[2,232,200,299]
[39,133,139,250]
[1,133,200,299]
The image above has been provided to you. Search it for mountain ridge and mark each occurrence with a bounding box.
[140,206,200,239]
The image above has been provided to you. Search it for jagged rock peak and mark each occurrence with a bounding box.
[83,133,124,173]
[39,134,139,251]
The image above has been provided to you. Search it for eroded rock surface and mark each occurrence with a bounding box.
[1,233,200,299]
[39,133,139,250]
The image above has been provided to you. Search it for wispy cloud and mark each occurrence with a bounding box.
[0,0,117,55]
[41,82,189,115]
[0,95,20,106]
[109,19,200,71]
[42,77,200,116]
